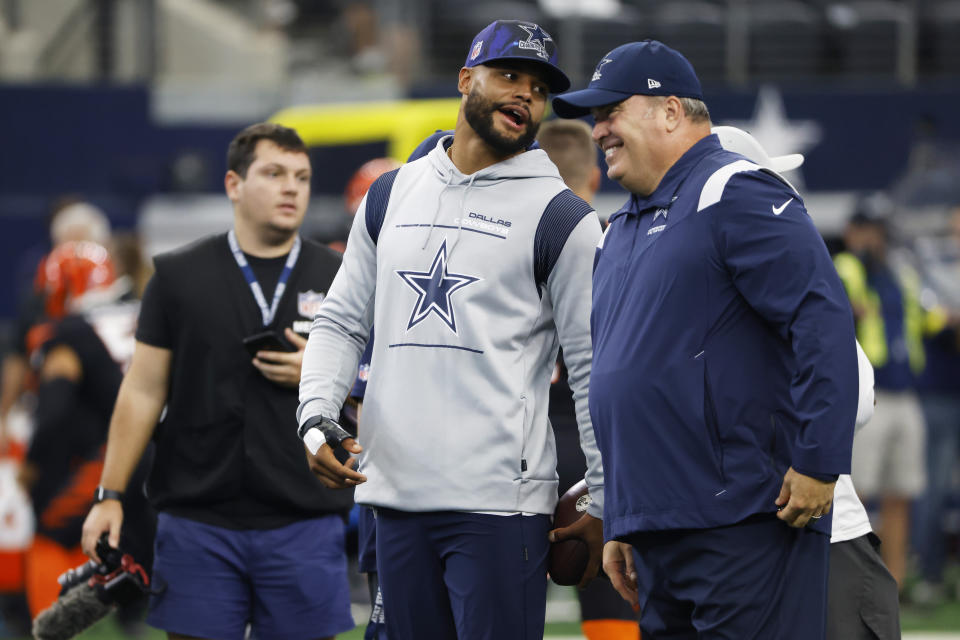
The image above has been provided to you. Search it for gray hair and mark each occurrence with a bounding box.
[678,97,710,123]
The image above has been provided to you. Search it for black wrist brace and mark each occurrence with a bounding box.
[297,415,352,449]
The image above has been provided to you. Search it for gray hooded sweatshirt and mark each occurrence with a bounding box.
[298,135,603,517]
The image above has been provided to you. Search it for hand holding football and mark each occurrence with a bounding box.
[549,479,592,586]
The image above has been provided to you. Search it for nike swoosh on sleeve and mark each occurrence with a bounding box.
[772,198,794,215]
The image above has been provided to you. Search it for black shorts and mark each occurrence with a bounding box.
[827,533,901,640]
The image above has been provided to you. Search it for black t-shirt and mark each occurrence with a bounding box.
[135,276,168,348]
[135,233,349,529]
[138,252,287,348]
[244,253,286,306]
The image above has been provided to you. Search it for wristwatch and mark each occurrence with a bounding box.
[93,486,124,504]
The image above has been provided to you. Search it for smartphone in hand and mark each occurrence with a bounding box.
[242,330,292,358]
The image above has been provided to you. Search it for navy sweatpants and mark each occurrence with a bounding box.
[374,508,551,640]
[626,513,830,640]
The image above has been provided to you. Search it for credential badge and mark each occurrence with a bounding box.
[298,290,326,318]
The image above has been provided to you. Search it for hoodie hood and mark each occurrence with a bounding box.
[426,134,563,185]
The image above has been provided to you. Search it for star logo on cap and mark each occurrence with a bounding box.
[396,239,480,334]
[592,58,613,82]
[517,23,552,60]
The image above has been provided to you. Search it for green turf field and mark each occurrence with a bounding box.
[27,600,955,639]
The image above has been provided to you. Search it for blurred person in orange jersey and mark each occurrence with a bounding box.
[325,157,403,254]
[0,201,112,455]
[0,202,112,633]
[344,157,404,218]
[16,240,154,619]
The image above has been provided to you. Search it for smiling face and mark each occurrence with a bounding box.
[590,95,673,196]
[460,61,549,157]
[226,139,312,243]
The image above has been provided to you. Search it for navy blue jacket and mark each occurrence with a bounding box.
[590,135,858,540]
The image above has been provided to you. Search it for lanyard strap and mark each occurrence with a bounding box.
[227,229,301,326]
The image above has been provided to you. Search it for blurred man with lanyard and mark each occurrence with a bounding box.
[81,123,354,640]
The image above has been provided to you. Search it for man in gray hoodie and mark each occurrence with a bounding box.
[297,19,604,640]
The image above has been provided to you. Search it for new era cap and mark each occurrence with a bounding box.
[465,20,570,94]
[711,126,804,173]
[553,40,702,118]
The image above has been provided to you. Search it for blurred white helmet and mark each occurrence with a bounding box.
[50,202,111,247]
[712,126,805,173]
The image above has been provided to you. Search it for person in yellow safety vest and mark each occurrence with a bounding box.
[835,238,944,376]
[833,207,947,592]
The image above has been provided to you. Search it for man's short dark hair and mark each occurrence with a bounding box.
[537,119,596,193]
[227,123,308,178]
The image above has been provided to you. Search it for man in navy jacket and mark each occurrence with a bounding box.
[554,41,858,639]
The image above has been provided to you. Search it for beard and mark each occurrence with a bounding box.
[463,88,539,157]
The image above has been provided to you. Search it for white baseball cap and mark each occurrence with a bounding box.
[712,125,804,173]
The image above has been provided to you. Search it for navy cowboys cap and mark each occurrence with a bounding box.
[552,40,703,118]
[465,20,570,94]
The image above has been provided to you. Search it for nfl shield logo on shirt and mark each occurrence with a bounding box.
[297,290,326,318]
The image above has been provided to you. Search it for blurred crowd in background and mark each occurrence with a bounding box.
[1,0,960,636]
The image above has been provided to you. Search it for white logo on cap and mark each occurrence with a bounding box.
[470,40,483,61]
[648,78,662,89]
[517,23,552,61]
[592,58,613,82]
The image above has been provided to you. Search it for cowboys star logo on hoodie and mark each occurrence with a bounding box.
[396,239,480,334]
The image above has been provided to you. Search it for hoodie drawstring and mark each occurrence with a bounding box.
[422,172,456,250]
[447,173,477,260]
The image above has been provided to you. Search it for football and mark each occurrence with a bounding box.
[549,479,592,586]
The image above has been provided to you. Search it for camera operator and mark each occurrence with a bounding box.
[81,123,355,640]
